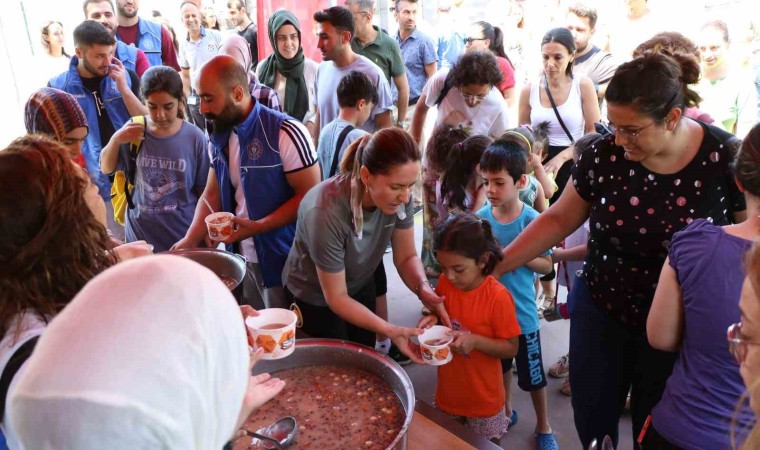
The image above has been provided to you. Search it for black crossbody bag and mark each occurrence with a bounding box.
[544,76,575,144]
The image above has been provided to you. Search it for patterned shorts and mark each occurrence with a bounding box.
[435,401,509,441]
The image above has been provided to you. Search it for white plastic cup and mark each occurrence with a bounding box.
[419,325,453,366]
[245,308,298,360]
[205,212,234,241]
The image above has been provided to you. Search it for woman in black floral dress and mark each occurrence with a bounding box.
[492,50,746,449]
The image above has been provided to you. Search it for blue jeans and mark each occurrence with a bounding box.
[569,277,676,450]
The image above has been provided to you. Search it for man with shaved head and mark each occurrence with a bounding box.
[174,55,320,311]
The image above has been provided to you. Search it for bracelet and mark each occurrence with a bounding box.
[414,279,431,298]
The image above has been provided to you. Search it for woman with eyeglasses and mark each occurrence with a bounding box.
[491,50,746,450]
[734,243,760,449]
[411,50,508,143]
[464,21,516,107]
[644,122,759,449]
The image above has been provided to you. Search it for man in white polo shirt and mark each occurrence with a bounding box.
[178,1,222,129]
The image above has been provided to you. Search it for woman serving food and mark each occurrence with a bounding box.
[282,128,448,362]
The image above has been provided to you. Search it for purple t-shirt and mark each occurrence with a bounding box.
[651,219,754,448]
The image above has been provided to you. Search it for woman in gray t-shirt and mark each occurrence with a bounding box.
[282,128,447,362]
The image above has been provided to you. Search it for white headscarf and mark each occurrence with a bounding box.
[9,255,249,450]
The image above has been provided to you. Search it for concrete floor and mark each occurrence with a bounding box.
[385,214,633,450]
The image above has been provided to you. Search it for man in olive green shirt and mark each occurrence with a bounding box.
[345,0,410,127]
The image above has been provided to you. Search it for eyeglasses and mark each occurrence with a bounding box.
[457,87,488,103]
[727,322,757,364]
[607,121,656,142]
[463,37,487,46]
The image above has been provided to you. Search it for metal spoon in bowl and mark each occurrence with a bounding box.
[244,416,298,449]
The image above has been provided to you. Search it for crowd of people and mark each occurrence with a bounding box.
[2,0,760,449]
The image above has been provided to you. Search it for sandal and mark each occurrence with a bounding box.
[538,296,556,320]
[508,409,518,429]
[535,431,559,450]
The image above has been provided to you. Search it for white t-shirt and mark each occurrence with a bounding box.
[529,75,585,147]
[422,69,509,138]
[0,312,48,450]
[219,119,317,263]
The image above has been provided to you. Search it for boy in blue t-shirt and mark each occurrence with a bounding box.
[476,135,557,449]
[316,70,376,180]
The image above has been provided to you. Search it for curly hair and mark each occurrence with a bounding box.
[449,51,503,88]
[426,124,470,174]
[633,31,700,61]
[0,135,116,342]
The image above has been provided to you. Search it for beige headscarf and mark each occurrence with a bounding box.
[220,34,253,74]
[9,255,249,450]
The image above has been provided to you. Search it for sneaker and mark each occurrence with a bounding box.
[559,378,571,396]
[387,343,412,366]
[548,354,569,378]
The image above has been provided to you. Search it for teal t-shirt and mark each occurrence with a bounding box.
[476,203,551,334]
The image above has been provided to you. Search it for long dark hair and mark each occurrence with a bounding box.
[434,211,504,275]
[0,135,116,341]
[440,135,493,211]
[541,27,576,76]
[141,65,186,120]
[474,21,512,67]
[427,124,470,174]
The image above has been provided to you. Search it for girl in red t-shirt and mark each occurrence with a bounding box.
[418,211,522,443]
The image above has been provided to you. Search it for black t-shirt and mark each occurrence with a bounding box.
[571,120,745,330]
[80,69,141,148]
[238,23,258,70]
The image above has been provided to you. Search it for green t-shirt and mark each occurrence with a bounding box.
[351,26,405,84]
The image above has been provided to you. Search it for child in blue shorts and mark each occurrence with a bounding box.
[476,130,558,450]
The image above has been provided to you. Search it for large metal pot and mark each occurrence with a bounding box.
[252,339,415,450]
[167,248,246,301]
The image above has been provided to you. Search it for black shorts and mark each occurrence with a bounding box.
[500,330,547,391]
[285,281,376,348]
[373,260,388,297]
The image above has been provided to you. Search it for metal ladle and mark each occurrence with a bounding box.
[244,416,298,449]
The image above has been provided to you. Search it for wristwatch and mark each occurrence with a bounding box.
[396,120,408,128]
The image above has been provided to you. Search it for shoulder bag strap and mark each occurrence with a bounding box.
[0,336,40,422]
[329,125,355,178]
[544,76,575,143]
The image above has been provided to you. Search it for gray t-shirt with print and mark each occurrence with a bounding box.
[282,173,414,306]
[118,121,209,252]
